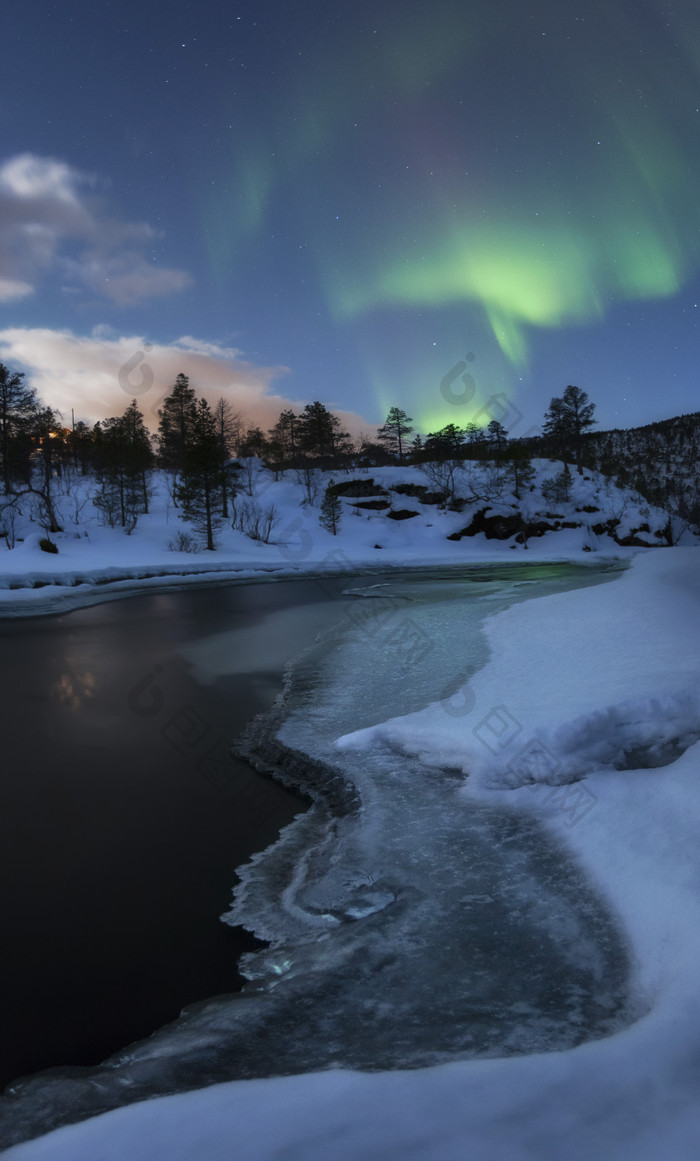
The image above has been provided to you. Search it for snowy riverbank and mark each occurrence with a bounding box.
[0,460,689,617]
[4,545,700,1160]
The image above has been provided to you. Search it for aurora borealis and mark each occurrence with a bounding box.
[2,0,700,431]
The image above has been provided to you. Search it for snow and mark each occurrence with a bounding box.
[0,461,691,617]
[4,542,700,1160]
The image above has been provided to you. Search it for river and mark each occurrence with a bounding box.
[0,561,631,1148]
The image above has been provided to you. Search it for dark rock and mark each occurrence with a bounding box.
[391,482,428,497]
[452,508,566,542]
[331,478,387,497]
[451,508,522,540]
[591,519,619,536]
[614,529,659,547]
[391,483,448,505]
[386,509,419,521]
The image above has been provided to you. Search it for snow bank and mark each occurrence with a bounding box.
[6,546,700,1160]
[0,463,689,617]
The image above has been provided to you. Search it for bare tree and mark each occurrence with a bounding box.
[213,397,241,517]
[422,460,463,508]
[232,499,280,542]
[0,495,22,549]
[295,464,321,505]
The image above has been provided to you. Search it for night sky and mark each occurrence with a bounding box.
[2,0,700,435]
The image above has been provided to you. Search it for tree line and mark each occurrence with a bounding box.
[0,360,597,550]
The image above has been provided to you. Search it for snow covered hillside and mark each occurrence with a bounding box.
[0,458,692,615]
[584,409,700,526]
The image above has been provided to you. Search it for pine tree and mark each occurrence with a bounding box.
[268,409,301,466]
[542,463,573,504]
[94,400,153,530]
[0,363,38,493]
[409,433,424,461]
[157,373,198,485]
[543,385,596,475]
[239,425,267,458]
[298,401,351,465]
[120,399,154,514]
[67,420,94,475]
[33,407,60,495]
[505,442,535,499]
[424,422,465,462]
[176,398,223,550]
[320,479,342,535]
[486,419,508,456]
[377,407,414,461]
[464,422,487,459]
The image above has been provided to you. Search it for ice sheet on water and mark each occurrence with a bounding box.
[228,567,634,1050]
[0,563,634,1149]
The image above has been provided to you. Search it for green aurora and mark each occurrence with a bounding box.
[199,0,700,428]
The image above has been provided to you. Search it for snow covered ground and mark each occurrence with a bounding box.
[0,460,691,617]
[4,544,700,1160]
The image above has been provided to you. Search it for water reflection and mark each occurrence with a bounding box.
[50,669,97,711]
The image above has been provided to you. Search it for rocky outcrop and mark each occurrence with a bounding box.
[386,508,419,521]
[449,508,561,542]
[331,478,387,497]
[390,483,448,505]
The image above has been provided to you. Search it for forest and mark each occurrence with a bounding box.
[1,363,698,553]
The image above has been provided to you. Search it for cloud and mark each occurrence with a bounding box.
[66,254,192,306]
[0,277,34,302]
[0,153,192,306]
[0,327,373,438]
[0,154,84,205]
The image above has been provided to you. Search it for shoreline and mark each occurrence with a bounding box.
[0,549,630,620]
[0,558,630,1150]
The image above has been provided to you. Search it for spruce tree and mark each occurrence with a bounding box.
[94,400,153,530]
[157,373,197,486]
[542,463,573,504]
[120,398,154,514]
[409,433,424,461]
[320,479,342,535]
[176,398,223,550]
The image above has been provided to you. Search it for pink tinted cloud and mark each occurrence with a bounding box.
[0,327,373,438]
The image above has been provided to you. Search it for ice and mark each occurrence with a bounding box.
[4,549,700,1159]
[0,562,632,1150]
[225,563,632,1049]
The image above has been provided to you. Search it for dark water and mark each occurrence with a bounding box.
[0,560,626,1132]
[0,578,351,1087]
